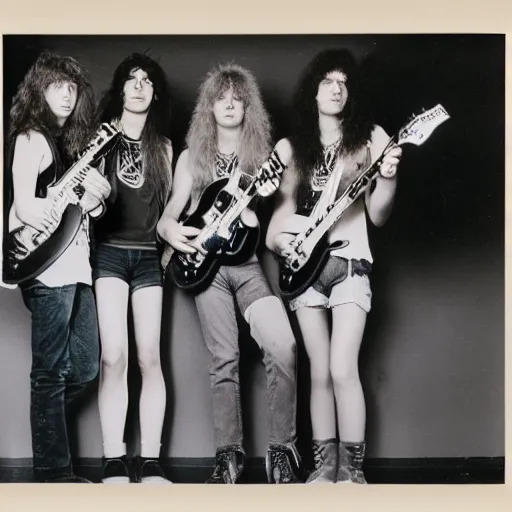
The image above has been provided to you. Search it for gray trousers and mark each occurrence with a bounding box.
[195,257,297,452]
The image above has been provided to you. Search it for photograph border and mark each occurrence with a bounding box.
[0,1,510,510]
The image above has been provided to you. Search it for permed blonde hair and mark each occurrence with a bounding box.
[186,63,272,195]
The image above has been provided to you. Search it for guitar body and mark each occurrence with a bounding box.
[166,178,260,293]
[278,237,349,300]
[3,122,121,286]
[277,104,451,301]
[3,204,83,285]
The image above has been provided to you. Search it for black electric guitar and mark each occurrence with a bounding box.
[3,123,120,285]
[162,150,285,293]
[278,104,450,300]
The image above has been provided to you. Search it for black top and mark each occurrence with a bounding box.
[94,134,161,248]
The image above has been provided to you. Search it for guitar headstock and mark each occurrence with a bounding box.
[397,104,450,146]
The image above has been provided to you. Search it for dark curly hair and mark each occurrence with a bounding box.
[290,49,374,199]
[8,50,96,158]
[98,52,173,205]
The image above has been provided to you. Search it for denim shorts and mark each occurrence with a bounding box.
[92,243,163,293]
[288,256,372,313]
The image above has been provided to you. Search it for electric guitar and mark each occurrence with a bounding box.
[162,150,285,293]
[3,123,121,285]
[278,104,450,300]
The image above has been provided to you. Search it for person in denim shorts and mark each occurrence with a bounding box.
[267,49,403,484]
[157,63,302,484]
[3,51,111,482]
[91,53,173,484]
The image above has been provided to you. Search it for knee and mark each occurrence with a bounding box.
[330,361,360,390]
[309,364,332,391]
[137,349,162,376]
[210,352,240,382]
[84,357,100,383]
[101,349,128,376]
[266,336,296,371]
[30,368,66,390]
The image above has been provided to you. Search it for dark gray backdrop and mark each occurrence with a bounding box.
[1,34,504,461]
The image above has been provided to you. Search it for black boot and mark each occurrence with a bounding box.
[43,474,92,483]
[206,446,245,484]
[266,443,302,483]
[336,441,367,484]
[306,439,338,484]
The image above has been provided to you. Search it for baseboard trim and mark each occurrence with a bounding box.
[0,457,504,484]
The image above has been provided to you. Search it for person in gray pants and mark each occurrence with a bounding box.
[157,63,302,484]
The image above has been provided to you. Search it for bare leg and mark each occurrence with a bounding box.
[330,303,367,442]
[96,278,130,460]
[131,286,166,459]
[295,307,336,441]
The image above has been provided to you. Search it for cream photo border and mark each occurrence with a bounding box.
[0,0,510,510]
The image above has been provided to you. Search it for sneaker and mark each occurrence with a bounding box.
[137,457,172,484]
[266,443,302,484]
[206,447,245,484]
[101,455,131,484]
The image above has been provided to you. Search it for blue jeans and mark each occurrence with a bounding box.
[21,281,100,482]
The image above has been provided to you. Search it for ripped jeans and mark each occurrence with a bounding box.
[194,257,297,452]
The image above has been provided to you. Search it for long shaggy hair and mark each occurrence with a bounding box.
[98,52,173,205]
[186,63,272,195]
[290,49,374,199]
[8,50,96,158]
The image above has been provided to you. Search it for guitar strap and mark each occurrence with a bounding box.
[310,158,345,223]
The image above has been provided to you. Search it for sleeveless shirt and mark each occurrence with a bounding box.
[297,140,374,263]
[94,134,162,249]
[6,129,92,287]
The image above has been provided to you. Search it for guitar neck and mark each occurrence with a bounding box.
[217,179,259,229]
[295,104,450,252]
[298,138,396,250]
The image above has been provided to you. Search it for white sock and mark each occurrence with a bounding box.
[103,442,127,459]
[140,442,162,459]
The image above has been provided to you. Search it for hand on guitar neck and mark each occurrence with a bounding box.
[77,166,111,215]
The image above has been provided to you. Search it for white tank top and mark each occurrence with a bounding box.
[307,142,373,263]
[37,216,92,287]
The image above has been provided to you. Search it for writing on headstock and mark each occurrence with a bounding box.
[398,104,450,147]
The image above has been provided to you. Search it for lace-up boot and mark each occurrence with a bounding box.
[336,441,367,484]
[306,439,338,483]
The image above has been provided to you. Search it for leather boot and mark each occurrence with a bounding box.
[266,443,302,483]
[206,446,245,484]
[336,441,367,484]
[306,438,338,483]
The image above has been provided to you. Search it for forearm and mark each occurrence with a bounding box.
[367,175,398,227]
[156,208,181,242]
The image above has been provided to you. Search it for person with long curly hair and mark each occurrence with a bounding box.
[266,49,402,484]
[3,51,111,483]
[91,53,173,484]
[157,63,302,484]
